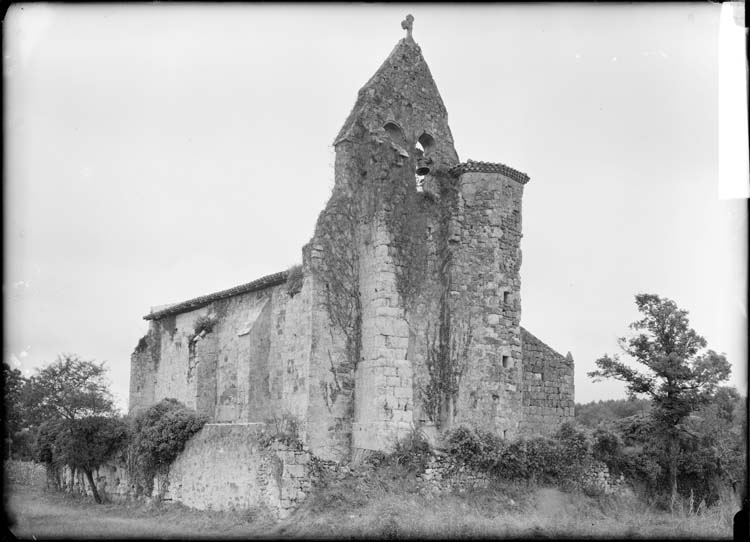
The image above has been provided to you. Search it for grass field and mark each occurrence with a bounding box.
[4,464,738,539]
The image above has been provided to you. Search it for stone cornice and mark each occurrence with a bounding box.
[449,159,530,185]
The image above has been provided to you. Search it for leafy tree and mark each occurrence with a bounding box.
[683,387,747,496]
[588,294,731,497]
[3,362,28,458]
[57,417,128,503]
[25,354,121,503]
[36,417,127,502]
[24,354,114,426]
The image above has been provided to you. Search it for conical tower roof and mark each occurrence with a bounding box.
[334,17,458,167]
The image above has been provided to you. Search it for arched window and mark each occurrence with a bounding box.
[383,122,405,146]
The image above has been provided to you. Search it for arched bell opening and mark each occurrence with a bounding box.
[384,122,406,147]
[414,132,435,177]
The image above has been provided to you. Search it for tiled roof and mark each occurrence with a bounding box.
[449,160,530,185]
[144,271,288,321]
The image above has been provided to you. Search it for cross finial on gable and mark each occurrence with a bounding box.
[401,14,414,40]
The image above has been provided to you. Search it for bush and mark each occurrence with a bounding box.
[445,424,595,489]
[592,427,626,475]
[444,426,501,471]
[192,314,217,336]
[128,398,207,493]
[286,264,304,297]
[390,430,432,472]
[259,413,303,450]
[552,423,593,482]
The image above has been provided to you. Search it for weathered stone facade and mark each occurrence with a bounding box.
[129,17,574,510]
[519,328,575,436]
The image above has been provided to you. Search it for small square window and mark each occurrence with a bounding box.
[502,355,510,368]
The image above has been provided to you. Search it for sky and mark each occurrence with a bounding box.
[4,3,747,412]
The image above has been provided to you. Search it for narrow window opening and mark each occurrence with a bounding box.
[502,355,510,369]
[503,291,511,305]
[503,430,508,440]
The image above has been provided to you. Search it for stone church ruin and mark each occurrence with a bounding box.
[125,16,575,514]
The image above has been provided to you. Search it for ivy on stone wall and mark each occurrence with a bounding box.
[420,287,473,429]
[186,313,217,381]
[258,413,304,451]
[444,423,594,488]
[285,264,304,298]
[126,398,207,496]
[315,190,362,376]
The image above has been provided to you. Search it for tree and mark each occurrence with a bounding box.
[3,363,28,458]
[24,354,115,426]
[25,354,121,503]
[683,386,747,497]
[588,294,731,498]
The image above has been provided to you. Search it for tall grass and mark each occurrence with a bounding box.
[274,461,737,539]
[6,459,738,539]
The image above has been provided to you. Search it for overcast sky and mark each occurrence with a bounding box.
[4,3,746,411]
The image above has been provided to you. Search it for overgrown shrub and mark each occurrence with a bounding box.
[445,424,595,489]
[389,430,432,473]
[259,413,303,450]
[127,398,207,494]
[286,264,304,297]
[192,314,216,336]
[592,427,626,475]
[444,425,501,471]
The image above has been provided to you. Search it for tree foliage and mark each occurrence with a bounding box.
[24,354,120,503]
[589,294,730,423]
[588,294,734,499]
[50,417,128,472]
[3,363,26,435]
[3,363,30,458]
[24,354,115,425]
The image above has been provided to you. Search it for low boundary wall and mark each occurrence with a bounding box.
[58,423,311,519]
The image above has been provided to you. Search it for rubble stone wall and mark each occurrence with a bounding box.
[161,423,310,518]
[58,424,311,519]
[451,171,525,438]
[519,328,575,436]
